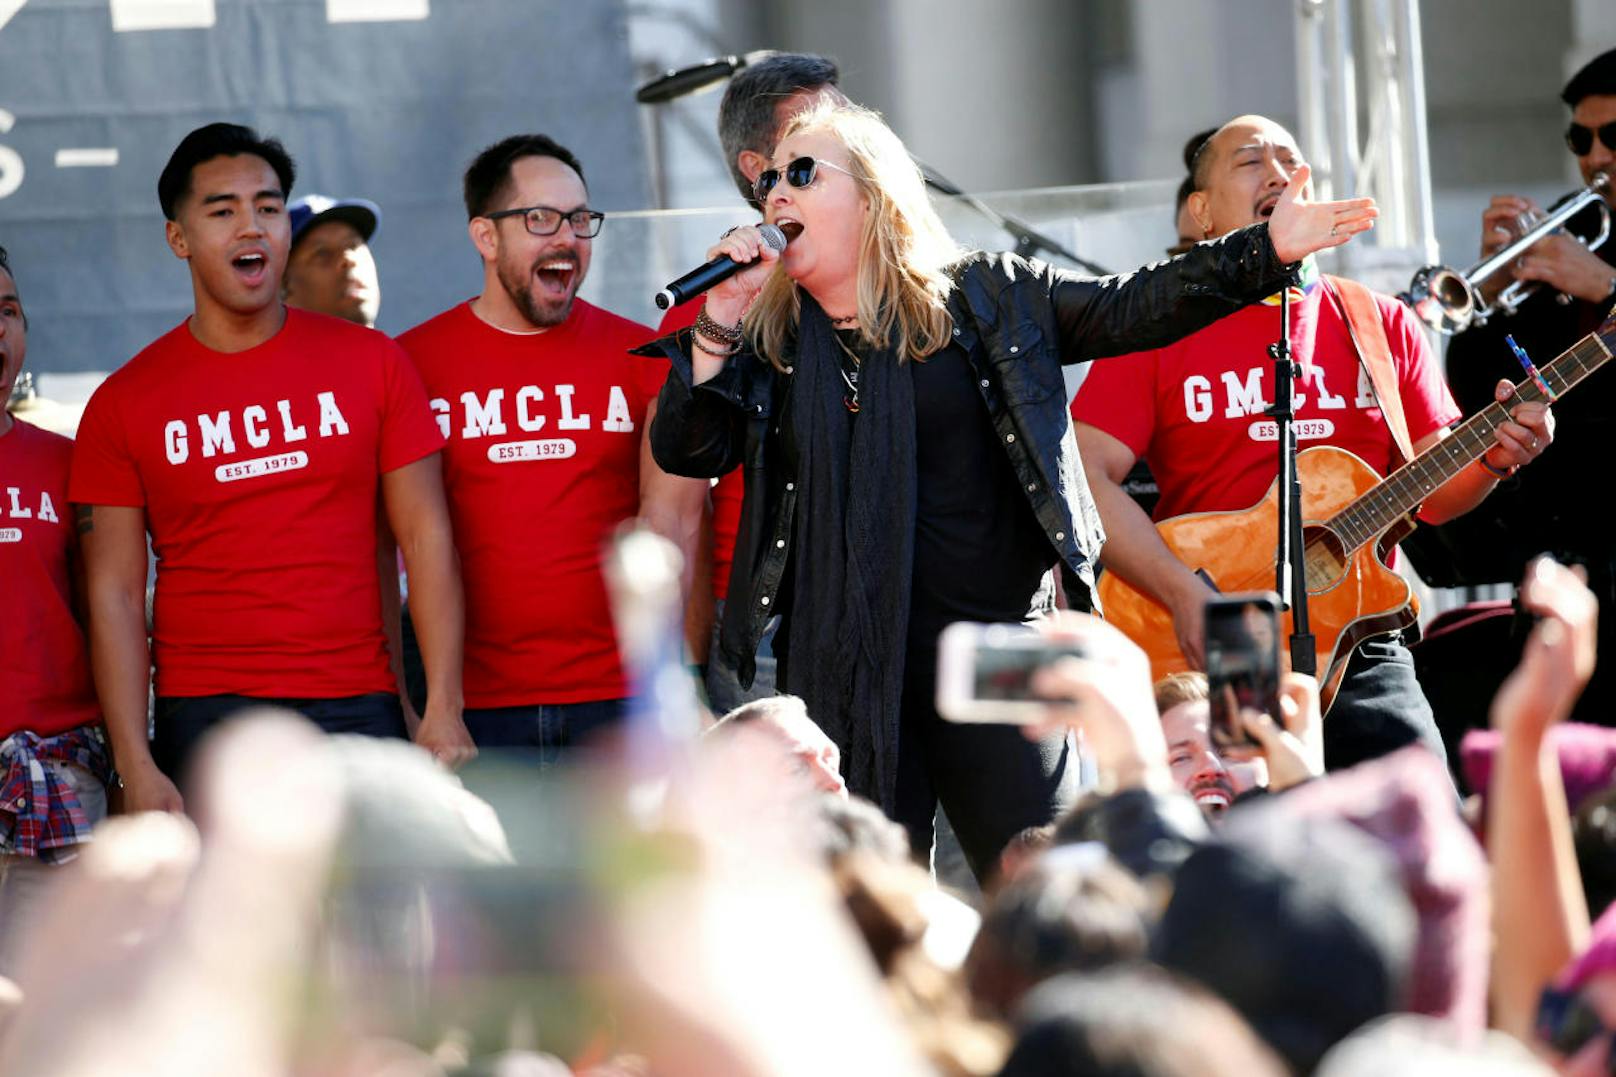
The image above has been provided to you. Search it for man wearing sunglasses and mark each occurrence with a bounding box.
[399,134,702,755]
[1432,46,1616,723]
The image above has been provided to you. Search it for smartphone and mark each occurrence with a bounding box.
[1204,592,1282,751]
[935,621,1088,724]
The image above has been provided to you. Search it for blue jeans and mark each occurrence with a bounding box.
[461,698,628,765]
[154,693,407,785]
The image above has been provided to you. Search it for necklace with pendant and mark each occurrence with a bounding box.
[834,333,862,413]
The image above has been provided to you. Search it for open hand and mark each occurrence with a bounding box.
[1267,163,1379,263]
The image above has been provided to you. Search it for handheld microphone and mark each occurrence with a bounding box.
[654,224,787,310]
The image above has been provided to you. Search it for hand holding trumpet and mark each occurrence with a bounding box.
[1479,184,1616,306]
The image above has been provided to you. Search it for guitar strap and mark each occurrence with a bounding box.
[1325,274,1415,466]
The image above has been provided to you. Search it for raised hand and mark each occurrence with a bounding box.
[1266,163,1379,264]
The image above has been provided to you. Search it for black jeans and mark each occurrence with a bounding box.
[1325,636,1450,773]
[154,692,407,786]
[892,662,1078,884]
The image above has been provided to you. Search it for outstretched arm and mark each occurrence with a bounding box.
[1487,558,1597,1041]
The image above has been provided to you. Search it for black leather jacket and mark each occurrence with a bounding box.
[643,225,1296,685]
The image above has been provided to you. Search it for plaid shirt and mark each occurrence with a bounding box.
[0,726,112,864]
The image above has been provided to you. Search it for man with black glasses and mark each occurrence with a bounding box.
[1432,47,1616,721]
[399,134,701,753]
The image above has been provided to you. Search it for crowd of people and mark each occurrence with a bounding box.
[3,38,1616,1077]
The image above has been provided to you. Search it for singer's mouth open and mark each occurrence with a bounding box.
[534,258,577,296]
[777,220,804,241]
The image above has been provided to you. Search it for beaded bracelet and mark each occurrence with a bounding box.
[695,306,743,346]
[1477,455,1516,481]
[691,331,739,358]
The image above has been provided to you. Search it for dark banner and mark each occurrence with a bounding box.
[0,0,648,377]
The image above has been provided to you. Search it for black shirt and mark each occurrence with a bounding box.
[898,335,1059,677]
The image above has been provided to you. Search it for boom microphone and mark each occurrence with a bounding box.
[654,224,787,310]
[635,51,772,105]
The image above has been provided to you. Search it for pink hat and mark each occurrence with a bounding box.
[1461,724,1616,813]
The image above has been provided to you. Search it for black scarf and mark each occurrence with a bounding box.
[782,296,917,814]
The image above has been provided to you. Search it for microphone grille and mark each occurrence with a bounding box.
[758,223,789,252]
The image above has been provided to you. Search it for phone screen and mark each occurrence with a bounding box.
[1204,593,1281,750]
[972,636,1088,701]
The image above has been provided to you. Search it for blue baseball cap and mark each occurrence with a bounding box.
[287,194,380,249]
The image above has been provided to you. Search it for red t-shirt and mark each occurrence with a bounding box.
[2,419,100,737]
[398,300,665,707]
[1071,283,1461,520]
[657,298,744,601]
[69,309,444,698]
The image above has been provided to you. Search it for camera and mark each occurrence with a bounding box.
[1204,592,1282,750]
[935,621,1088,724]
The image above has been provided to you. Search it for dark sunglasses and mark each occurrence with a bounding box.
[1537,986,1616,1072]
[1567,121,1616,156]
[753,156,856,204]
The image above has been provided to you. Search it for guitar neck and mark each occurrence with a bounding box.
[1327,325,1615,552]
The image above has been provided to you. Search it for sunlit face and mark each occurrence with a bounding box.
[1162,700,1260,819]
[1189,116,1309,241]
[1571,94,1616,205]
[165,154,290,319]
[762,128,867,300]
[757,709,846,798]
[483,154,592,329]
[0,266,25,413]
[284,219,380,327]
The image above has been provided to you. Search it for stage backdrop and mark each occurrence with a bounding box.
[0,0,649,382]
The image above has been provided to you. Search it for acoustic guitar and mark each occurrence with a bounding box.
[1096,310,1616,714]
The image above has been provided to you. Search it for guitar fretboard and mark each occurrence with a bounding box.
[1327,326,1615,554]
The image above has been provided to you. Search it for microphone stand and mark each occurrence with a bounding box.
[919,164,1111,276]
[1266,284,1316,675]
[632,59,1113,276]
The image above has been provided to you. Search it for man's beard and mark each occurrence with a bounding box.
[497,250,576,329]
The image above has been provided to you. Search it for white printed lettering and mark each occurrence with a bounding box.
[0,528,19,544]
[198,411,236,458]
[1184,375,1214,423]
[1247,418,1336,442]
[37,491,57,523]
[602,385,634,433]
[555,384,590,430]
[1306,364,1346,410]
[1355,367,1378,409]
[515,386,546,432]
[165,420,189,464]
[4,487,31,519]
[316,391,350,437]
[278,399,308,442]
[214,451,310,483]
[1221,368,1266,419]
[486,439,577,462]
[460,389,508,439]
[243,404,270,448]
[430,397,450,439]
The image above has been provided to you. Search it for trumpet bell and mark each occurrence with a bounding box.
[1403,265,1475,335]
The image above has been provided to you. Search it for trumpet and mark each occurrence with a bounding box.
[1402,171,1611,334]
